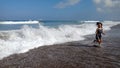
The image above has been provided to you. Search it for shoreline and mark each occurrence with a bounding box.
[0,24,120,68]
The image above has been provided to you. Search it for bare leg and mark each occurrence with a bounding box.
[98,39,102,46]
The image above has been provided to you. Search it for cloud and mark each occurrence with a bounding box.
[93,0,120,12]
[97,8,103,12]
[94,0,101,4]
[55,0,81,8]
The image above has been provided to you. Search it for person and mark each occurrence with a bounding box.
[94,22,105,47]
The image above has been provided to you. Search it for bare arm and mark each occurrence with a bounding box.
[102,28,105,35]
[95,28,98,34]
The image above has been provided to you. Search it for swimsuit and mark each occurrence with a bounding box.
[96,28,103,40]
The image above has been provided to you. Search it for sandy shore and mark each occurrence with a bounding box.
[0,24,120,68]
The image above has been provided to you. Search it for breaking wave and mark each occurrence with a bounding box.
[0,21,119,59]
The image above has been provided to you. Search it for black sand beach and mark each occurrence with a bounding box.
[0,24,120,68]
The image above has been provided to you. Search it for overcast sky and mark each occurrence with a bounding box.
[0,0,120,20]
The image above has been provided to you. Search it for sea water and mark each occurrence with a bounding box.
[0,20,120,60]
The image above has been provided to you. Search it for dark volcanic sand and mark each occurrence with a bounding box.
[0,24,120,68]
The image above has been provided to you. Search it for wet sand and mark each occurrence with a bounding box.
[0,24,120,68]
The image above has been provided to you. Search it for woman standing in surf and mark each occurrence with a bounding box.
[95,22,105,47]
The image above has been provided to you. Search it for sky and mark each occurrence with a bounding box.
[0,0,120,21]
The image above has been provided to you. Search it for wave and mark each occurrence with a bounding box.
[0,21,39,24]
[0,21,120,60]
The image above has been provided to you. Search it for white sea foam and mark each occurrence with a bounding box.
[0,21,39,24]
[0,21,119,60]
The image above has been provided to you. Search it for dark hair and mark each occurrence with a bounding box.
[96,22,102,26]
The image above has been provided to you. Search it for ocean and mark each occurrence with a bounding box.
[0,20,120,60]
